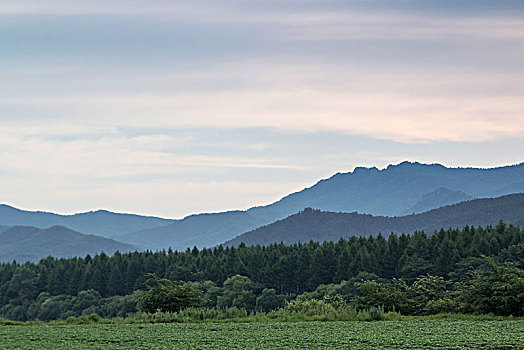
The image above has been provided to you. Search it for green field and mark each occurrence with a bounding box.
[1,320,523,349]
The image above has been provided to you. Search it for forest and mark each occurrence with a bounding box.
[0,221,523,321]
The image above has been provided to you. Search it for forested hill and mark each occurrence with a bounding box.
[224,193,524,247]
[1,223,522,321]
[0,226,136,263]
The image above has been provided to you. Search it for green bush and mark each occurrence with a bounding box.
[255,288,286,312]
[137,274,203,313]
[455,257,524,316]
[217,275,256,311]
[351,280,406,313]
[425,298,456,315]
[367,306,385,321]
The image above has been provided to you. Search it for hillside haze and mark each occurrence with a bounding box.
[0,226,136,263]
[224,193,524,247]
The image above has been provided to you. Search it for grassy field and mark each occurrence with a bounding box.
[1,320,523,349]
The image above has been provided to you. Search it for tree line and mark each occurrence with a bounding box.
[0,222,523,321]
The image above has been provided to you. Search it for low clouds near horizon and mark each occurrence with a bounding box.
[1,0,523,217]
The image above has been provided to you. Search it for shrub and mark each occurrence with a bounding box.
[136,274,203,313]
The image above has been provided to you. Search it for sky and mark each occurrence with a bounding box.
[1,0,523,218]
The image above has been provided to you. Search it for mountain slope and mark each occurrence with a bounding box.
[224,193,524,246]
[112,211,267,249]
[117,162,524,250]
[250,161,524,218]
[401,187,473,215]
[0,226,136,263]
[0,206,172,238]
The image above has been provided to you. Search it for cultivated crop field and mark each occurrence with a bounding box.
[1,320,523,349]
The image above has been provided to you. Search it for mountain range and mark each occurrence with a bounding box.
[0,226,135,263]
[1,161,523,259]
[0,205,171,238]
[114,161,524,250]
[225,193,524,246]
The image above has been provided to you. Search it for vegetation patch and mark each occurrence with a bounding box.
[1,320,523,349]
[1,223,523,322]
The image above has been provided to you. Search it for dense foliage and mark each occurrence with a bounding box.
[1,222,523,321]
[137,274,203,313]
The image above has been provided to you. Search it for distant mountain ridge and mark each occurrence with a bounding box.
[224,193,524,247]
[0,205,172,238]
[401,187,473,215]
[0,225,136,263]
[112,210,267,250]
[253,161,524,217]
[115,161,524,250]
[1,161,524,251]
